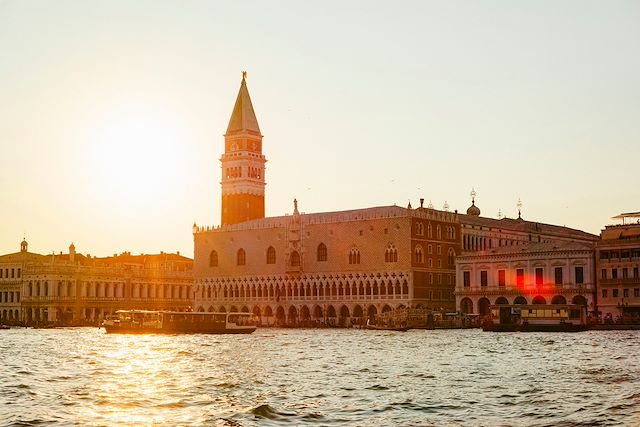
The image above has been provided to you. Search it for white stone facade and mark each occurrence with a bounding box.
[455,241,596,316]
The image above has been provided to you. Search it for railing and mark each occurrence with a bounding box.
[21,296,192,303]
[460,283,594,294]
[196,294,410,304]
[600,278,640,285]
[21,264,192,279]
[599,257,640,263]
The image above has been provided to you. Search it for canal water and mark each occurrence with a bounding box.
[1,328,639,426]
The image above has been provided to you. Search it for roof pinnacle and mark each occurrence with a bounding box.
[226,70,260,134]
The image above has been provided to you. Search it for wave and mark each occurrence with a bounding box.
[249,403,296,420]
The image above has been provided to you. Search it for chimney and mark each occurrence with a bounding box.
[420,198,424,208]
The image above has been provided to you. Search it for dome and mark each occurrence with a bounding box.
[466,200,481,216]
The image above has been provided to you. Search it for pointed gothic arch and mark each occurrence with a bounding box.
[317,243,327,262]
[447,248,456,266]
[414,245,424,264]
[236,248,246,266]
[210,250,218,267]
[349,247,361,264]
[290,250,301,267]
[266,246,276,264]
[385,244,398,263]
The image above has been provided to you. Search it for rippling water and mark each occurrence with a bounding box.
[1,328,639,426]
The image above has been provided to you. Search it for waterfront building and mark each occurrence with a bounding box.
[455,240,596,316]
[193,74,460,325]
[595,212,640,320]
[0,239,39,323]
[0,240,193,325]
[455,196,598,315]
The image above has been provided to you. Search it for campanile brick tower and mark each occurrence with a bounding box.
[220,72,266,225]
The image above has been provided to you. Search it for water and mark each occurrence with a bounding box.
[1,328,639,426]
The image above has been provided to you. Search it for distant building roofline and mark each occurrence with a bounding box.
[612,212,640,220]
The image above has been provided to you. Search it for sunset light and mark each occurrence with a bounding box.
[84,104,189,210]
[1,1,639,426]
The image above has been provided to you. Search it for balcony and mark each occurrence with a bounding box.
[598,257,640,264]
[600,278,640,286]
[460,282,594,294]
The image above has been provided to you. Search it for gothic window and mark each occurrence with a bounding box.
[237,248,246,266]
[317,243,327,262]
[290,251,301,267]
[447,248,455,266]
[437,225,441,239]
[349,248,361,264]
[414,245,424,264]
[416,222,424,236]
[428,222,432,238]
[209,250,218,267]
[267,246,276,264]
[385,244,398,263]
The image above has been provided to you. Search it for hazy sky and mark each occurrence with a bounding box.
[1,0,639,258]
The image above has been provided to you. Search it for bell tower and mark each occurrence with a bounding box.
[220,72,266,225]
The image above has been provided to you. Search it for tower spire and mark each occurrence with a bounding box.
[220,72,267,225]
[226,71,261,135]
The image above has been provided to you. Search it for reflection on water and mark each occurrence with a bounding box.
[1,328,639,426]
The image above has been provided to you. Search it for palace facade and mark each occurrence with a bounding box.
[193,74,460,326]
[0,240,193,325]
[455,198,598,315]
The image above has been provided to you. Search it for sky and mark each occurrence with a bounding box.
[1,0,639,258]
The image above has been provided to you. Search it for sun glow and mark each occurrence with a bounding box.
[84,104,189,212]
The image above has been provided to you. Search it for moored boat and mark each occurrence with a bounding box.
[365,317,411,332]
[483,304,589,332]
[102,310,256,334]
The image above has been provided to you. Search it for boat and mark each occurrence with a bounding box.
[365,318,411,332]
[102,310,257,334]
[0,324,10,330]
[483,304,589,332]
